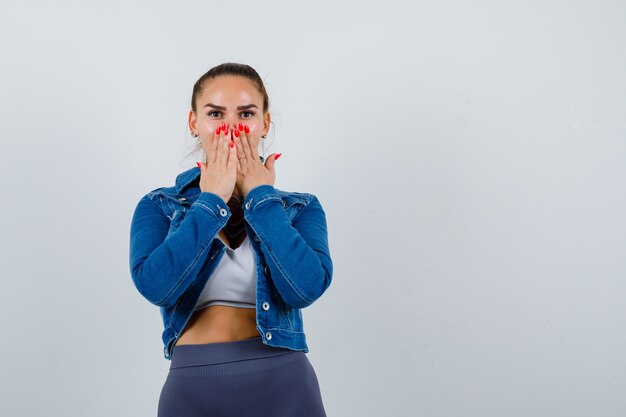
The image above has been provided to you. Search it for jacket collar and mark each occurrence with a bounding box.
[174,167,201,193]
[175,156,266,194]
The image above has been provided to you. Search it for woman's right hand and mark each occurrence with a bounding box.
[197,126,238,204]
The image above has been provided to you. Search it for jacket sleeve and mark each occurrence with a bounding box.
[129,191,231,308]
[243,185,333,309]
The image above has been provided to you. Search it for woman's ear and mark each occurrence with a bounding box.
[263,111,271,137]
[188,110,197,133]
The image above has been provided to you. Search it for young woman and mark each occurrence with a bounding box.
[129,63,333,416]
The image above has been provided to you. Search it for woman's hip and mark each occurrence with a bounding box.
[158,336,326,417]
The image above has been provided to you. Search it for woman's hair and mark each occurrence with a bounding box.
[182,62,273,163]
[191,63,269,114]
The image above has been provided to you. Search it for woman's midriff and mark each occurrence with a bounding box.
[174,229,262,346]
[174,305,261,346]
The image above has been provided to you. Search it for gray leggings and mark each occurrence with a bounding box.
[157,336,327,417]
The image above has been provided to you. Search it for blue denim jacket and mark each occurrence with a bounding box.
[129,162,333,360]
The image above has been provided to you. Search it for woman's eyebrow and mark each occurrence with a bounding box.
[204,103,259,110]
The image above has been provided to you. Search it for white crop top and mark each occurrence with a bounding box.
[193,234,257,310]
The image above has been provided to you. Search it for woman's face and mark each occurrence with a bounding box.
[189,75,270,160]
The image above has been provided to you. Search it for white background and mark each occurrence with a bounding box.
[1,0,625,416]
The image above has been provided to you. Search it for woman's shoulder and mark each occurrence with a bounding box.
[142,185,180,202]
[138,166,199,201]
[272,186,318,203]
[274,186,314,198]
[243,184,319,209]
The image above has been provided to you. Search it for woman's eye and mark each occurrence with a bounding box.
[207,111,254,118]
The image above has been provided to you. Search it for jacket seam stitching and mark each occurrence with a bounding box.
[252,195,283,210]
[193,200,220,218]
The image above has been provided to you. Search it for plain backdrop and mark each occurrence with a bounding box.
[1,0,625,416]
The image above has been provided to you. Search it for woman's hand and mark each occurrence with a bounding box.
[234,123,280,198]
[197,126,238,204]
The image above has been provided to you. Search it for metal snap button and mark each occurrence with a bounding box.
[264,266,269,275]
[245,202,251,210]
[262,302,270,311]
[254,235,260,242]
[265,332,272,340]
[219,208,227,217]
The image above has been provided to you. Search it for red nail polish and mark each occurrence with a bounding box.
[238,122,243,131]
[221,122,226,130]
[224,127,229,135]
[196,161,201,169]
[230,140,234,148]
[274,153,282,160]
[216,126,221,134]
[244,125,250,133]
[234,130,240,138]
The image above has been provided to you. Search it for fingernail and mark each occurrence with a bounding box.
[221,122,226,130]
[234,130,240,138]
[196,161,201,169]
[224,127,229,135]
[230,140,234,148]
[244,125,250,133]
[216,126,221,134]
[275,153,282,160]
[238,122,244,131]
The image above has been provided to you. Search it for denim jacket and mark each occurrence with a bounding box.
[129,162,333,360]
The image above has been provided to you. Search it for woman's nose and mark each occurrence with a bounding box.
[227,118,239,130]
[220,121,237,131]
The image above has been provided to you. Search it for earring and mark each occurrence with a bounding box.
[192,132,199,137]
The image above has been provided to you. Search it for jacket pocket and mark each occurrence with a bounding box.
[166,209,186,238]
[164,197,191,237]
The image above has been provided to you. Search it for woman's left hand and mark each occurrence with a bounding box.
[234,124,280,198]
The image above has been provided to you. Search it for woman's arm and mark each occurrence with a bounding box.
[129,191,231,308]
[243,185,333,309]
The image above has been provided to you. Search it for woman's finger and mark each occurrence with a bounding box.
[219,127,230,168]
[233,127,245,165]
[228,131,237,173]
[240,124,253,161]
[209,126,221,164]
